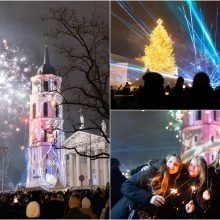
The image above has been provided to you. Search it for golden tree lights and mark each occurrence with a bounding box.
[143,19,177,75]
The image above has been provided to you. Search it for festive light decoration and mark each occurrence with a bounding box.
[143,19,177,75]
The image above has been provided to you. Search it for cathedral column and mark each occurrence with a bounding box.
[87,157,91,187]
[103,158,108,186]
[76,153,80,186]
[69,153,74,187]
[95,155,100,185]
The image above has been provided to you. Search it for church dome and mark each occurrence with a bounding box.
[37,45,56,75]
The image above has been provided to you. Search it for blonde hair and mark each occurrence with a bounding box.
[151,154,183,197]
[213,149,220,173]
[189,155,207,190]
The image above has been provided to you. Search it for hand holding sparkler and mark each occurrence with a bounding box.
[202,190,211,201]
[150,195,165,207]
[186,200,195,213]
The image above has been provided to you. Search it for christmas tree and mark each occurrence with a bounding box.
[143,19,177,75]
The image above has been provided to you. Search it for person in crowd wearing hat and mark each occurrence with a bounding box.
[80,197,97,219]
[63,193,90,219]
[26,201,40,219]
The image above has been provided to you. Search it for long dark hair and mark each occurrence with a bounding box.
[151,154,183,197]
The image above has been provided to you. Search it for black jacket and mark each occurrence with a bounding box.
[111,158,164,219]
[204,166,220,218]
[63,207,90,219]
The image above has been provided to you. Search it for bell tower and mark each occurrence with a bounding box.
[181,110,220,164]
[26,43,66,189]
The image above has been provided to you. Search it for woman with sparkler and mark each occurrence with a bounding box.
[182,155,210,219]
[111,154,188,219]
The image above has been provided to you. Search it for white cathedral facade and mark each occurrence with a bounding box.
[64,122,109,188]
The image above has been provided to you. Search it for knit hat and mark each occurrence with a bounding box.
[82,197,91,208]
[26,201,40,218]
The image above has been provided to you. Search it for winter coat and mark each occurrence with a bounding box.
[111,167,126,208]
[204,166,220,218]
[111,158,164,219]
[181,176,209,219]
[63,207,90,219]
[79,208,97,219]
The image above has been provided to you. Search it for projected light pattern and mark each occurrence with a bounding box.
[113,1,220,87]
[179,2,220,87]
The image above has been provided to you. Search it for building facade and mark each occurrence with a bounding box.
[64,128,109,189]
[26,45,66,190]
[181,110,220,164]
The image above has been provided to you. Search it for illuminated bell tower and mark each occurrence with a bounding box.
[26,43,66,189]
[181,110,220,164]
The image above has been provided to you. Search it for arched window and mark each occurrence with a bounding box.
[33,103,36,119]
[45,169,47,174]
[43,80,49,91]
[43,102,48,117]
[55,104,59,117]
[33,169,35,174]
[211,136,214,142]
[46,154,48,159]
[44,130,47,142]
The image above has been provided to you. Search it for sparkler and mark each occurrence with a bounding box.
[165,188,178,199]
[190,185,197,200]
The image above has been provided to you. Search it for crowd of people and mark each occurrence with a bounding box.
[0,185,109,219]
[111,151,220,219]
[111,71,220,109]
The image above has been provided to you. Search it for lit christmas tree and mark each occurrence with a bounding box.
[143,19,177,75]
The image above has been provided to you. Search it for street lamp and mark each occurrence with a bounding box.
[0,146,8,192]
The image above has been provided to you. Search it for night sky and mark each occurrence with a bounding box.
[111,111,181,170]
[111,1,220,68]
[0,1,109,188]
